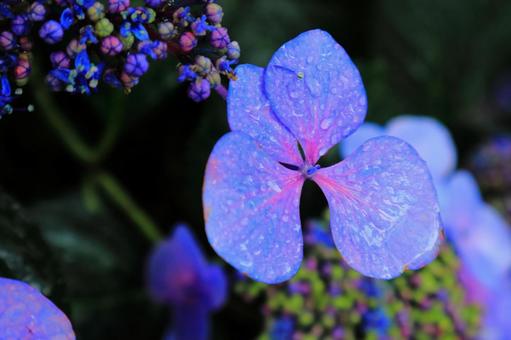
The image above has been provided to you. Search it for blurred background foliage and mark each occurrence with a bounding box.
[1,0,510,339]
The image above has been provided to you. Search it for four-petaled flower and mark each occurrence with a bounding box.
[202,30,442,284]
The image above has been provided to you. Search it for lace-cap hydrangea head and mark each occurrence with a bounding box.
[342,115,511,291]
[203,30,442,284]
[0,277,75,339]
[147,224,227,340]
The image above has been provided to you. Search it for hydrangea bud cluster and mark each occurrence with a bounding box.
[0,0,40,117]
[1,0,240,115]
[235,218,481,339]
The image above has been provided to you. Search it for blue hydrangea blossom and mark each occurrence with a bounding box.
[203,30,442,284]
[147,225,227,340]
[0,277,75,339]
[341,115,511,338]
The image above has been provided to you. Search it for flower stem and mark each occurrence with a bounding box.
[32,79,99,164]
[95,171,163,243]
[31,61,162,243]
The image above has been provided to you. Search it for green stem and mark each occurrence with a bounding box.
[32,79,99,164]
[93,92,125,161]
[95,171,163,243]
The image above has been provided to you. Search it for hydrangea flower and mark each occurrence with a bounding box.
[1,0,240,114]
[341,115,511,289]
[203,30,441,284]
[146,224,227,340]
[341,115,511,338]
[0,277,75,339]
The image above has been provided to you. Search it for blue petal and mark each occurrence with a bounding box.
[313,136,441,279]
[132,24,149,41]
[147,224,208,304]
[51,68,72,83]
[483,283,511,339]
[170,304,209,340]
[437,170,483,240]
[1,75,11,97]
[75,50,91,72]
[203,132,304,283]
[340,122,385,158]
[305,219,336,248]
[452,203,511,290]
[120,22,131,38]
[60,8,74,30]
[204,265,227,310]
[0,3,14,19]
[228,64,302,165]
[386,115,457,181]
[264,29,367,164]
[0,278,75,338]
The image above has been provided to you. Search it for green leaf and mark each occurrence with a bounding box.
[29,192,165,339]
[0,190,63,299]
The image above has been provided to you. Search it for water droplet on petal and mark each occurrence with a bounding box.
[289,91,300,99]
[320,118,333,130]
[267,180,282,193]
[306,76,322,97]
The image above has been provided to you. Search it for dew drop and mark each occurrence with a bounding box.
[306,76,322,97]
[306,56,314,64]
[289,91,300,99]
[320,118,333,130]
[330,133,341,145]
[267,180,282,193]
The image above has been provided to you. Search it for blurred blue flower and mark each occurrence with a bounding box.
[0,277,75,339]
[269,316,295,340]
[341,115,457,181]
[363,307,391,336]
[147,224,227,340]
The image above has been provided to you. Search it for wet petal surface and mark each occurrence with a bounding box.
[228,64,302,165]
[313,136,441,279]
[265,29,367,164]
[203,132,305,283]
[340,122,385,158]
[0,278,75,339]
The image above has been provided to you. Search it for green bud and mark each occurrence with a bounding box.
[87,2,105,21]
[120,34,135,51]
[95,18,114,38]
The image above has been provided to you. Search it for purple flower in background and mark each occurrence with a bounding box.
[0,277,75,339]
[341,115,511,338]
[203,30,441,284]
[147,225,227,340]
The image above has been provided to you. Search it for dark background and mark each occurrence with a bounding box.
[1,0,511,338]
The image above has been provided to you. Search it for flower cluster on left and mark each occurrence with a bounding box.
[0,0,239,117]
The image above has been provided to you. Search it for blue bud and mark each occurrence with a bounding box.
[39,20,64,44]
